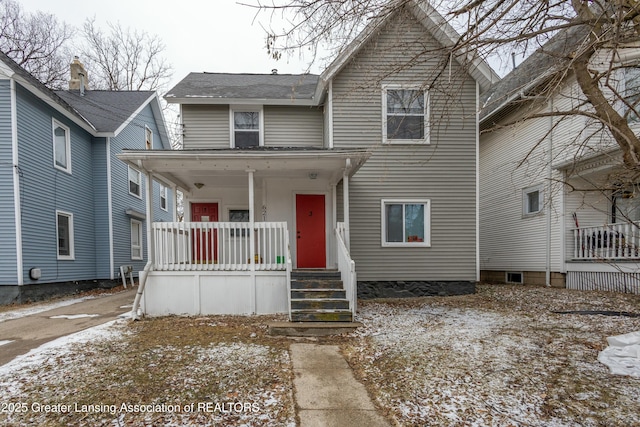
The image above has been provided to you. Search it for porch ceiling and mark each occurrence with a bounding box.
[117,148,372,192]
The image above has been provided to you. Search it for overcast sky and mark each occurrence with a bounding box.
[18,0,319,92]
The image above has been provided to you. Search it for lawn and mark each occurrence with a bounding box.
[0,284,638,426]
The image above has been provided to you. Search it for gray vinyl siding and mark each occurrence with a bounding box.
[182,104,229,149]
[92,137,111,279]
[332,7,477,281]
[264,106,323,147]
[0,80,18,284]
[16,85,97,285]
[111,104,172,277]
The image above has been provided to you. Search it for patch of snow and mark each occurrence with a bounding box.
[0,340,13,347]
[0,296,96,323]
[598,331,640,378]
[49,314,100,319]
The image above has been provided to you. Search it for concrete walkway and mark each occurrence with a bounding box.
[0,289,135,366]
[291,343,391,427]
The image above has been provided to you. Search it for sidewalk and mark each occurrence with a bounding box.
[0,289,135,366]
[291,343,391,427]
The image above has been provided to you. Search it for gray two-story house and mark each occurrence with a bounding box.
[119,0,498,319]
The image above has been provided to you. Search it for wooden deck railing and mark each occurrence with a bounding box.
[152,222,288,271]
[573,222,640,260]
[336,222,357,314]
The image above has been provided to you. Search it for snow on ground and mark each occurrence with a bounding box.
[0,296,97,323]
[346,286,640,427]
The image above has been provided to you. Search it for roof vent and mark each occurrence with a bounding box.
[271,69,278,75]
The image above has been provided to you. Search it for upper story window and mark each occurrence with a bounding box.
[381,199,431,247]
[383,87,429,143]
[231,108,263,148]
[129,166,142,198]
[145,126,153,150]
[53,119,71,173]
[624,66,640,124]
[160,184,167,211]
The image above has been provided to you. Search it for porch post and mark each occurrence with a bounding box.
[343,166,350,250]
[248,170,256,271]
[145,170,155,266]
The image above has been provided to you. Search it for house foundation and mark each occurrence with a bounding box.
[357,281,476,299]
[0,279,122,306]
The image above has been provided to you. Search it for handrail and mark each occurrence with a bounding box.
[573,221,640,260]
[335,222,357,315]
[285,229,292,321]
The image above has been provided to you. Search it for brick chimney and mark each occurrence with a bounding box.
[69,56,89,94]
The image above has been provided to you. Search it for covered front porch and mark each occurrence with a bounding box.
[117,148,370,316]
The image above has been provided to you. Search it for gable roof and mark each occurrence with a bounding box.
[165,73,320,105]
[1,51,170,146]
[480,25,592,125]
[317,0,500,96]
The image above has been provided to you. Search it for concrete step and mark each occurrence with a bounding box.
[291,310,353,322]
[291,269,341,280]
[291,279,344,290]
[291,298,350,310]
[291,289,347,299]
[267,321,362,336]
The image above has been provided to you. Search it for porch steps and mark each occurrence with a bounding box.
[290,270,353,322]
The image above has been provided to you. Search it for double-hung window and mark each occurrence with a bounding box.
[129,166,142,198]
[624,66,640,124]
[53,119,71,173]
[383,87,428,143]
[232,108,262,148]
[56,210,74,260]
[145,126,153,150]
[381,200,431,247]
[160,184,167,211]
[131,219,143,260]
[523,185,543,216]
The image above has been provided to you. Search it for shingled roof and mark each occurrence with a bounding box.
[55,90,155,133]
[165,73,319,104]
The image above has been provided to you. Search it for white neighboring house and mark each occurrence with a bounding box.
[480,27,640,293]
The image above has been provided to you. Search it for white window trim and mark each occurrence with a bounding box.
[52,119,72,173]
[624,65,640,124]
[160,184,168,211]
[128,166,142,199]
[230,105,264,148]
[227,206,250,238]
[131,219,143,260]
[523,184,544,217]
[56,210,75,260]
[381,199,431,247]
[145,125,153,150]
[382,85,430,144]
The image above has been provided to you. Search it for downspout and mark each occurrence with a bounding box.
[546,99,553,287]
[10,80,23,285]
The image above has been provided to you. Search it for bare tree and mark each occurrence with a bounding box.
[79,18,173,92]
[249,0,640,168]
[0,0,74,89]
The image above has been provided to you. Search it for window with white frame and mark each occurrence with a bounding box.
[232,109,262,148]
[128,166,142,198]
[383,87,428,142]
[381,199,431,247]
[131,219,143,260]
[145,126,153,150]
[56,210,74,259]
[523,185,543,216]
[624,66,640,124]
[53,120,71,172]
[160,184,167,211]
[229,208,250,237]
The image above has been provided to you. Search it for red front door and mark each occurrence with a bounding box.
[296,194,326,268]
[191,203,218,263]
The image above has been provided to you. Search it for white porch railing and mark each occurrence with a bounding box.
[573,222,640,260]
[152,222,289,271]
[336,222,357,314]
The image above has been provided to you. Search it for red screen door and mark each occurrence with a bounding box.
[296,194,326,268]
[191,203,218,263]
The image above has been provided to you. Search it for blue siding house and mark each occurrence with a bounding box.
[0,53,173,304]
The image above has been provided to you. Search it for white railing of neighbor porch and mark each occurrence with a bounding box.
[152,222,288,271]
[573,222,640,260]
[336,222,357,314]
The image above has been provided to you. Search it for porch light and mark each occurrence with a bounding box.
[308,172,318,180]
[194,182,204,189]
